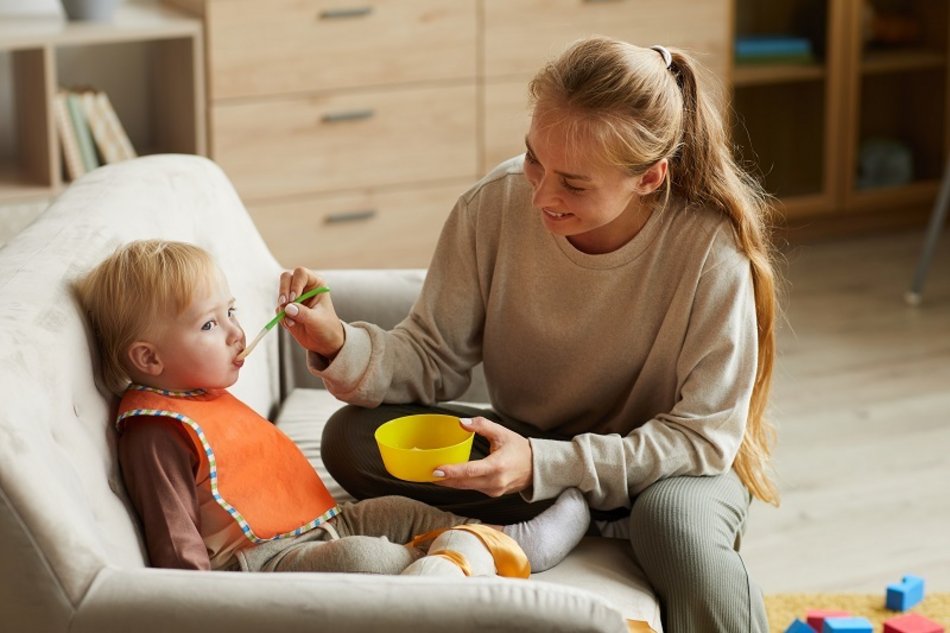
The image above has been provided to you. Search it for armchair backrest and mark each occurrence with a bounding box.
[0,155,283,626]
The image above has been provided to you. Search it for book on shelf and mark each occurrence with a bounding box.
[65,92,100,172]
[53,91,86,182]
[735,35,815,65]
[55,87,138,182]
[81,90,137,164]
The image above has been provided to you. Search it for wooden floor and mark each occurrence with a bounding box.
[742,228,950,593]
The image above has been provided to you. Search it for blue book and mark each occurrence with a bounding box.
[736,35,812,59]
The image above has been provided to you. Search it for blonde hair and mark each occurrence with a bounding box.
[530,37,780,505]
[74,240,217,396]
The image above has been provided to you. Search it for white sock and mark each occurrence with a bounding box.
[402,529,496,577]
[502,488,589,572]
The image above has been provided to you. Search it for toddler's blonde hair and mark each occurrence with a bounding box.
[74,240,216,395]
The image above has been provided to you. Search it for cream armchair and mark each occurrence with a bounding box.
[0,155,661,633]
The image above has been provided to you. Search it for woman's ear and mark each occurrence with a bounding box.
[633,159,669,195]
[127,341,163,377]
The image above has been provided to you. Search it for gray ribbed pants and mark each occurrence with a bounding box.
[322,403,768,633]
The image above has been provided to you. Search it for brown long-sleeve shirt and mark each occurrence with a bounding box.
[119,418,245,570]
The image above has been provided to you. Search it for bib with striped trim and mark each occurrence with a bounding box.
[117,385,339,543]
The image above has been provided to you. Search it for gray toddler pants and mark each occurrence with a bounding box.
[237,495,476,574]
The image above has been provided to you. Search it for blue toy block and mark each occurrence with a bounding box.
[823,616,873,633]
[887,575,925,611]
[785,618,816,633]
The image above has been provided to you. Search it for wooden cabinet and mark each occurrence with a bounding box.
[171,0,729,269]
[201,0,476,99]
[481,0,732,173]
[0,3,205,205]
[169,0,481,269]
[732,0,950,230]
[211,84,477,200]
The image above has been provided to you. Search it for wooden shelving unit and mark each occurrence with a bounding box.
[0,2,205,204]
[732,0,950,231]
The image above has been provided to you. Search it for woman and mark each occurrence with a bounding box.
[277,36,778,631]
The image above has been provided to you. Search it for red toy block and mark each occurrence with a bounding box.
[785,619,816,633]
[808,610,851,631]
[883,613,945,633]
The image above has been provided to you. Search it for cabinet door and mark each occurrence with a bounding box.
[206,0,476,99]
[482,0,730,81]
[248,181,467,269]
[212,84,477,201]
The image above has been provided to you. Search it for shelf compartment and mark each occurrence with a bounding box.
[855,69,946,191]
[733,80,827,201]
[0,4,203,203]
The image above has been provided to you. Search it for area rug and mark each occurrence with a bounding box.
[766,593,949,632]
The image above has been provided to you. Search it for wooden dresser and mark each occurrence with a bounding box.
[166,0,729,269]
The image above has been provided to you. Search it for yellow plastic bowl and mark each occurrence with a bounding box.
[375,414,474,482]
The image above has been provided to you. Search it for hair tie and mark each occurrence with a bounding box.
[650,45,673,70]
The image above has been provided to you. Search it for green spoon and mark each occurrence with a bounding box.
[238,285,330,360]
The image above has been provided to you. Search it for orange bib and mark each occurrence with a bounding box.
[117,385,338,543]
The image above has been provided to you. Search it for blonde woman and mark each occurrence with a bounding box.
[281,36,778,631]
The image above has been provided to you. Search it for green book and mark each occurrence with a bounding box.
[65,91,99,172]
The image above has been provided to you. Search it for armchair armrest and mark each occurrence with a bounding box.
[279,269,488,403]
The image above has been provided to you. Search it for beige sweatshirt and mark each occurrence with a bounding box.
[311,156,757,511]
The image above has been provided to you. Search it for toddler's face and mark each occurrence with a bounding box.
[148,268,246,391]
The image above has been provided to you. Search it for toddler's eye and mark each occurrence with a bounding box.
[202,320,217,331]
[228,307,237,318]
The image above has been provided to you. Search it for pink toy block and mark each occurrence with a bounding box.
[785,618,816,633]
[808,609,851,631]
[883,613,945,633]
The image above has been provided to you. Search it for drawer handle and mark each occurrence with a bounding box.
[321,108,375,124]
[318,6,374,19]
[582,0,626,3]
[324,209,377,224]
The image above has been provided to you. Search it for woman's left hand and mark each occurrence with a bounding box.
[434,417,533,497]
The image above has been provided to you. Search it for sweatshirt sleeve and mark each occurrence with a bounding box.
[527,248,759,509]
[309,194,486,406]
[118,418,211,570]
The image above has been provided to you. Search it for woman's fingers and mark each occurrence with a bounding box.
[434,417,533,497]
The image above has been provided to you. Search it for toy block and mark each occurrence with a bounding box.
[785,618,817,633]
[822,616,873,633]
[808,610,851,631]
[883,613,945,633]
[887,575,925,611]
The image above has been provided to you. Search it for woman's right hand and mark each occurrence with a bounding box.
[277,267,346,360]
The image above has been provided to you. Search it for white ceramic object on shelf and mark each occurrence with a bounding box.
[60,0,119,21]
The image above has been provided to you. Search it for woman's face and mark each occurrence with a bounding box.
[523,111,666,254]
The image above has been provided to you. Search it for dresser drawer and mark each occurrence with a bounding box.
[483,0,729,81]
[205,0,476,99]
[248,181,467,269]
[212,84,477,201]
